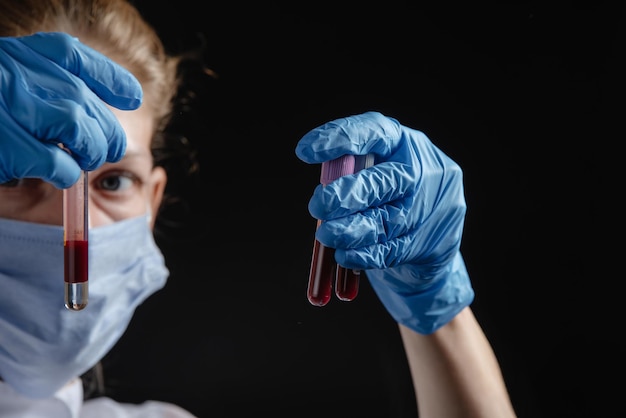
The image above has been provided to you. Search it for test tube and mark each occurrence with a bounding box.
[307,154,374,306]
[64,170,88,311]
[334,265,361,301]
[334,153,374,302]
[307,221,337,306]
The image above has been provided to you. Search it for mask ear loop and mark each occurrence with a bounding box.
[146,202,153,225]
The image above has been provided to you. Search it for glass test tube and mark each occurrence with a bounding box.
[64,170,88,310]
[334,153,374,301]
[307,154,374,306]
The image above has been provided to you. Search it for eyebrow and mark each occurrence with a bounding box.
[119,149,152,160]
[105,150,154,169]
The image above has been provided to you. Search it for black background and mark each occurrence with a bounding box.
[102,2,625,417]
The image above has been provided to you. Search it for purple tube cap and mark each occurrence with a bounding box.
[320,154,374,185]
[320,155,355,185]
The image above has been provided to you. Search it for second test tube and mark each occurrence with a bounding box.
[64,170,89,311]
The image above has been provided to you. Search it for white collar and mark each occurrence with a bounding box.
[0,378,82,418]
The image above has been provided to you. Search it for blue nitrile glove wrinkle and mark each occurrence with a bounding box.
[0,32,143,188]
[296,111,474,334]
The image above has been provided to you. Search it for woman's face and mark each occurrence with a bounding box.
[0,104,167,229]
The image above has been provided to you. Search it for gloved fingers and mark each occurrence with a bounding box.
[2,33,130,164]
[333,209,465,271]
[295,111,403,164]
[310,141,466,246]
[9,91,124,169]
[307,160,418,219]
[314,181,467,270]
[299,111,455,222]
[314,194,417,248]
[33,143,82,189]
[0,119,80,188]
[337,234,420,270]
[17,32,143,110]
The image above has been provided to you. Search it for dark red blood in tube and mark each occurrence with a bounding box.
[335,267,360,301]
[307,237,336,306]
[64,239,88,283]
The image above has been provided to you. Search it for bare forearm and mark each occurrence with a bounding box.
[399,307,517,418]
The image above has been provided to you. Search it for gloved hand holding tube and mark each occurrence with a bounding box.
[0,32,143,188]
[295,111,474,334]
[0,32,143,311]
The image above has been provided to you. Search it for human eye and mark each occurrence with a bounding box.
[0,179,22,188]
[0,178,47,191]
[92,170,140,194]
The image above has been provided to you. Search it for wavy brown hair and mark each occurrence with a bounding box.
[0,0,180,134]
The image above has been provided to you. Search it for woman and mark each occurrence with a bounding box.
[0,0,517,417]
[0,0,193,416]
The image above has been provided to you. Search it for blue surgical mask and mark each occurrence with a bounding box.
[0,214,169,399]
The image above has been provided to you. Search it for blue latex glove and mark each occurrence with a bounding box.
[296,111,474,334]
[0,32,143,188]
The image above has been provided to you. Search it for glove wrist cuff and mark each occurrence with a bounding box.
[367,252,474,334]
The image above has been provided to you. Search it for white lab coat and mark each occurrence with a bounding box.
[0,379,197,418]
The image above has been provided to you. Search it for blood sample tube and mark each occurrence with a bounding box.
[307,154,374,306]
[334,265,361,301]
[307,223,337,306]
[334,153,374,301]
[64,170,88,311]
